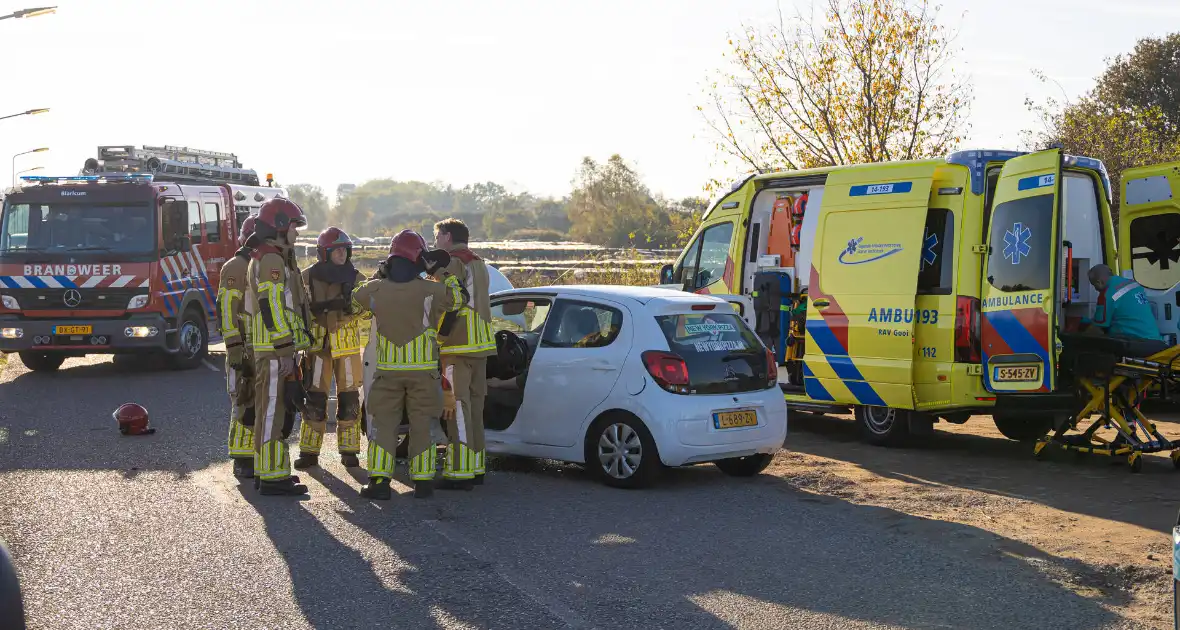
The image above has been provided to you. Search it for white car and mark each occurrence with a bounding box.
[364,283,788,488]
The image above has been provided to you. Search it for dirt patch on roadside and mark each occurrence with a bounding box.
[772,412,1180,629]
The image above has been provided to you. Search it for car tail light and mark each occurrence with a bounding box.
[765,347,778,388]
[954,295,981,363]
[642,350,690,394]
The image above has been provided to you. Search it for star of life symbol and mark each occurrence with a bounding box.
[845,237,863,256]
[922,231,938,268]
[1003,222,1032,265]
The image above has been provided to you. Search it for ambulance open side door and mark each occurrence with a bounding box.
[1118,161,1180,346]
[801,162,939,409]
[981,149,1063,394]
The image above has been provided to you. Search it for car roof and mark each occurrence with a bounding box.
[494,284,735,308]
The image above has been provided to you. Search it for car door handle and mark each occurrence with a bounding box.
[590,363,617,371]
[812,299,830,308]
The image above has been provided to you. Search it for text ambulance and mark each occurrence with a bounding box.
[0,145,286,372]
[661,149,1180,445]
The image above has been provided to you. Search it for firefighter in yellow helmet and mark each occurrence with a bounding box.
[353,230,463,499]
[244,197,313,496]
[294,227,369,470]
[218,215,258,479]
[433,218,496,488]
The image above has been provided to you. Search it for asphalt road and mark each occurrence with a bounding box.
[0,353,1151,630]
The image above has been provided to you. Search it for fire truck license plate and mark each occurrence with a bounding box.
[715,410,758,429]
[54,325,91,335]
[993,365,1040,382]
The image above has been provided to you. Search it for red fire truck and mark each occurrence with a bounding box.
[0,145,287,372]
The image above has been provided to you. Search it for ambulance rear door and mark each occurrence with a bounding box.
[981,149,1063,393]
[1118,161,1180,345]
[802,162,940,409]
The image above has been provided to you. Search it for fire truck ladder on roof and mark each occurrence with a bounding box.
[81,145,261,186]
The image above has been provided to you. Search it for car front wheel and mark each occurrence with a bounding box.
[585,413,662,489]
[715,453,774,477]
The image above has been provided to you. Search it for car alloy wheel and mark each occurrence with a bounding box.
[598,422,642,480]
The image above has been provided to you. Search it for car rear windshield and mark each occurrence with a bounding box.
[655,312,770,394]
[987,194,1053,292]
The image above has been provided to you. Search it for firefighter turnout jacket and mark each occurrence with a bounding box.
[437,248,496,357]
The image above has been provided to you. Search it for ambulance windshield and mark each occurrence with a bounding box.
[986,195,1053,292]
[0,202,156,256]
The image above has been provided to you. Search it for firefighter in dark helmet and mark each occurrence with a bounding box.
[294,227,369,470]
[353,230,463,500]
[218,215,258,479]
[244,197,313,496]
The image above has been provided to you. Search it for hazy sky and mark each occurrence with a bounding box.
[0,0,1176,203]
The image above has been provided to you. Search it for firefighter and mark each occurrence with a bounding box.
[433,218,497,488]
[353,230,463,500]
[294,227,369,469]
[244,197,313,496]
[218,215,257,479]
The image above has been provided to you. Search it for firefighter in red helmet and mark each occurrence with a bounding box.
[294,227,370,470]
[244,197,313,496]
[114,403,154,435]
[217,215,259,478]
[352,229,464,499]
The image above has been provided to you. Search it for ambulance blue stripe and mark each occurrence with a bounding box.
[826,356,865,382]
[845,381,887,407]
[1017,174,1055,191]
[806,320,849,358]
[804,378,835,401]
[26,276,47,289]
[53,276,76,288]
[802,362,815,377]
[986,309,1051,390]
[805,317,888,406]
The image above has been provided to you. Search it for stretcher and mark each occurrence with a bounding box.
[1034,334,1180,472]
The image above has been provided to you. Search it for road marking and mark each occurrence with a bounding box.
[202,360,220,372]
[423,519,592,629]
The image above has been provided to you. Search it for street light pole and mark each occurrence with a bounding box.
[0,7,56,21]
[15,166,43,178]
[0,108,49,123]
[12,148,47,187]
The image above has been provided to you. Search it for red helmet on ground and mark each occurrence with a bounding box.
[316,227,353,262]
[389,229,427,262]
[239,215,257,243]
[253,197,306,242]
[113,403,155,436]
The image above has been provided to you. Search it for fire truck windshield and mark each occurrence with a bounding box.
[0,202,156,257]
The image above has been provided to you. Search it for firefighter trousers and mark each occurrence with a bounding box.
[366,370,442,482]
[442,355,487,479]
[298,350,363,455]
[226,353,255,460]
[253,356,295,482]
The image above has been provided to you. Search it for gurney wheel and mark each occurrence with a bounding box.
[1128,452,1143,473]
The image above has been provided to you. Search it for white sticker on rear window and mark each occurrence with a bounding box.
[693,340,747,352]
[684,322,737,335]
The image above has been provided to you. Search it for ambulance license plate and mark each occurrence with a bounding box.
[993,365,1040,382]
[54,325,91,335]
[715,410,758,429]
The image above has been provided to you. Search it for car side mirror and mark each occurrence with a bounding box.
[660,264,675,285]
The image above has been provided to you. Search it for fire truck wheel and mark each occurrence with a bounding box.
[856,405,910,446]
[17,351,65,373]
[168,306,208,371]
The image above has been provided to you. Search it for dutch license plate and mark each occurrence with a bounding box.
[993,365,1040,382]
[715,410,758,429]
[54,325,91,335]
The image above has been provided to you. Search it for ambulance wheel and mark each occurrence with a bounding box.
[169,307,208,371]
[992,413,1052,442]
[18,351,65,372]
[856,406,909,446]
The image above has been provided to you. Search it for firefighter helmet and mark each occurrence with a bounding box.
[239,215,257,242]
[253,197,306,242]
[389,229,428,262]
[316,227,353,263]
[113,403,155,436]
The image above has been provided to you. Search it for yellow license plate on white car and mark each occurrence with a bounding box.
[715,410,758,429]
[54,325,91,335]
[993,365,1040,382]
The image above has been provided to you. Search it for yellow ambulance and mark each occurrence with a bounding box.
[660,149,1180,445]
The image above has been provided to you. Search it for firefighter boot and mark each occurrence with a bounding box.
[359,477,392,500]
[258,477,309,496]
[232,457,255,479]
[293,453,319,469]
[340,453,361,468]
[414,479,434,499]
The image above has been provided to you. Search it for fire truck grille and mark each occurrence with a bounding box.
[5,287,143,311]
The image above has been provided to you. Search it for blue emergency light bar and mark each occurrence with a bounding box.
[20,174,154,183]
